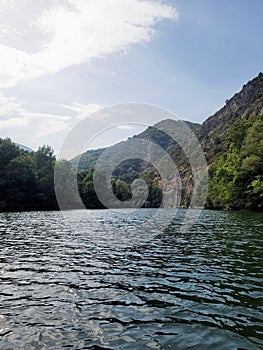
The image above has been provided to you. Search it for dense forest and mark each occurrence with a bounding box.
[0,74,263,212]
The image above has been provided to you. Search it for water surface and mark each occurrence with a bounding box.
[0,209,262,349]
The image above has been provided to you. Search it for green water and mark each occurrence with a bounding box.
[0,209,262,349]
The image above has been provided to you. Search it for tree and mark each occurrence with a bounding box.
[33,145,57,208]
[6,155,37,209]
[0,138,21,167]
[114,179,131,201]
[55,159,80,209]
[80,169,105,209]
[207,150,243,209]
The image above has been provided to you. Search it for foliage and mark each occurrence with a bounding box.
[71,148,105,172]
[79,169,105,209]
[206,115,263,210]
[54,159,81,209]
[0,139,58,211]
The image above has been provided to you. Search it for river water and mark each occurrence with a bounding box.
[0,209,262,349]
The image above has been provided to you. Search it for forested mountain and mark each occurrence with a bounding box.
[72,120,200,173]
[74,73,263,210]
[74,119,200,208]
[201,73,263,209]
[0,73,262,211]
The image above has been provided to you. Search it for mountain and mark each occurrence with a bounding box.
[74,73,263,210]
[73,119,200,207]
[74,120,200,172]
[198,72,263,209]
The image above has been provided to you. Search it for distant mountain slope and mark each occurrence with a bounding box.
[73,119,200,208]
[73,120,200,172]
[71,148,105,172]
[15,143,33,152]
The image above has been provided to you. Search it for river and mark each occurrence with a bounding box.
[0,209,262,349]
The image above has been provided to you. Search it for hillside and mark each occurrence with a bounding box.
[74,73,263,210]
[73,119,201,208]
[72,148,105,173]
[206,114,263,209]
[73,120,200,173]
[199,72,263,161]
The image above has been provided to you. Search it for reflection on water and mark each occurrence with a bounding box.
[0,209,262,349]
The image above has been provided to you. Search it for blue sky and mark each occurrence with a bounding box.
[0,0,262,152]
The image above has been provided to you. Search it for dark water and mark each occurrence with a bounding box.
[0,209,262,350]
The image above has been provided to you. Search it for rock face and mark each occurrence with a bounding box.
[198,72,263,158]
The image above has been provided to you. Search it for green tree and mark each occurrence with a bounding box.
[207,149,243,209]
[54,159,81,209]
[33,145,57,208]
[80,169,105,209]
[0,138,21,167]
[6,155,37,209]
[114,179,131,201]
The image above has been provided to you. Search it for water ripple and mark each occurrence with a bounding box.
[0,209,262,349]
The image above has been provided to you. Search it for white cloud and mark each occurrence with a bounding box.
[0,92,25,115]
[0,92,105,151]
[0,0,178,87]
[116,124,135,130]
[0,109,72,151]
[60,102,102,120]
[0,1,178,151]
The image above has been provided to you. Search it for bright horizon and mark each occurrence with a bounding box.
[0,0,262,152]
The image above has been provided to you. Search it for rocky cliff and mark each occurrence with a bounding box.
[199,72,263,160]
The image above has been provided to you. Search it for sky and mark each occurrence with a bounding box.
[0,0,262,153]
